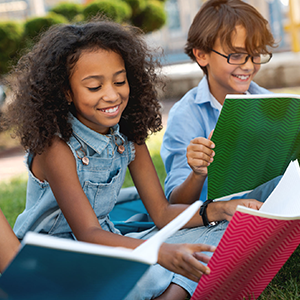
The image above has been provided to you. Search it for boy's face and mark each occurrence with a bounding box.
[195,25,261,105]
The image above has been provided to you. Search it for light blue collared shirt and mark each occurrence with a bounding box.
[160,76,271,201]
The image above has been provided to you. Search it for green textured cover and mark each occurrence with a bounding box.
[208,94,300,200]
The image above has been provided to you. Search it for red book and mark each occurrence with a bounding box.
[192,160,300,300]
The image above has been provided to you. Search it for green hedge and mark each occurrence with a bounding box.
[0,21,23,74]
[132,0,166,33]
[123,0,146,16]
[24,13,68,41]
[83,0,131,23]
[50,2,83,22]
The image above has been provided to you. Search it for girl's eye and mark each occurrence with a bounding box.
[115,81,126,86]
[88,86,101,91]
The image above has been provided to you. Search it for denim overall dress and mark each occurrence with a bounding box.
[13,114,135,239]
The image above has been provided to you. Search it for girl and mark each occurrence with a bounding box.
[5,19,262,299]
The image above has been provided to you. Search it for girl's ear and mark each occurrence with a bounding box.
[193,48,209,67]
[65,90,73,105]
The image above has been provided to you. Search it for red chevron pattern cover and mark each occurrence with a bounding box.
[191,209,300,300]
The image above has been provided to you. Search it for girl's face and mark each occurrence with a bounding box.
[196,25,261,104]
[68,49,130,134]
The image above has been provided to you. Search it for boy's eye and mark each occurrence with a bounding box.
[230,53,245,60]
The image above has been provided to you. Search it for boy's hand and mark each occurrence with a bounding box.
[158,243,216,282]
[186,131,215,177]
[220,199,263,222]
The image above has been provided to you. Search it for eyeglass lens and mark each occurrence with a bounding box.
[229,53,271,65]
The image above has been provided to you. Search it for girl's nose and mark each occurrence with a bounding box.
[102,84,118,102]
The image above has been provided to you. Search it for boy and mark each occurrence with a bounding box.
[161,0,276,205]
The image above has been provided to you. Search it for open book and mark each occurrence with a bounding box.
[208,93,300,200]
[191,160,300,300]
[0,201,201,300]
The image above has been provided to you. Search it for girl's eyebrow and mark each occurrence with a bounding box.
[82,69,126,82]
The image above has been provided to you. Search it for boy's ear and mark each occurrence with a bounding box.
[193,48,209,67]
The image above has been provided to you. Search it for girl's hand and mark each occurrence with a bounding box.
[219,199,263,222]
[186,131,215,177]
[158,243,216,282]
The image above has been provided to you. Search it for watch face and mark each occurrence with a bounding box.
[208,221,220,227]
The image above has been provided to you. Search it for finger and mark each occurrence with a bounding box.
[191,137,215,149]
[188,152,214,166]
[187,146,215,162]
[179,254,210,281]
[193,252,212,264]
[183,253,211,275]
[208,129,214,140]
[247,199,263,210]
[189,146,215,157]
[176,266,203,282]
[192,243,216,253]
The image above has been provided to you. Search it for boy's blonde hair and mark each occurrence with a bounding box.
[185,0,276,76]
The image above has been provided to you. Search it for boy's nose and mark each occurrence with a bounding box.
[240,58,255,71]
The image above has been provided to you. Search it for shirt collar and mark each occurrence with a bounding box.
[195,76,252,112]
[69,113,121,155]
[195,76,222,111]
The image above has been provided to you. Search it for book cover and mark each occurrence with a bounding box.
[192,160,300,300]
[208,93,300,200]
[0,200,201,300]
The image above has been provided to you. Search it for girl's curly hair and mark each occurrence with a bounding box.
[5,18,163,154]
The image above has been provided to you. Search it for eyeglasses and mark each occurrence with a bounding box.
[210,49,272,65]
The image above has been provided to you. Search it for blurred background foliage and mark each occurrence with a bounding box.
[0,0,168,76]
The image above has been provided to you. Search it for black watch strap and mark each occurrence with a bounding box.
[199,199,214,227]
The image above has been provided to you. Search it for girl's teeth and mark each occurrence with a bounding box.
[103,106,118,113]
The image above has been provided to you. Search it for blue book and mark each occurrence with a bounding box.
[0,201,201,300]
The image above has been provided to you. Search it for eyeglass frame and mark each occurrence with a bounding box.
[210,49,272,65]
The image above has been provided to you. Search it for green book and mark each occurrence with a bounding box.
[208,93,300,200]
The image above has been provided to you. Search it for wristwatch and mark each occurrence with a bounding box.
[199,199,219,227]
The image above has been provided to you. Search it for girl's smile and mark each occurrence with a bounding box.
[68,49,130,134]
[98,104,120,116]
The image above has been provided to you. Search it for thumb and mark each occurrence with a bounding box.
[208,129,214,140]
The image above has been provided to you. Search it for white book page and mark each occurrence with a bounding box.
[23,201,201,265]
[133,201,201,264]
[226,93,300,100]
[259,160,300,216]
[23,232,145,261]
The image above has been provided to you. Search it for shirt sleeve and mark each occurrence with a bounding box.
[161,101,208,201]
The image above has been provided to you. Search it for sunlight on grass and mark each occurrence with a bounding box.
[0,174,27,227]
[146,129,165,156]
[122,129,167,188]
